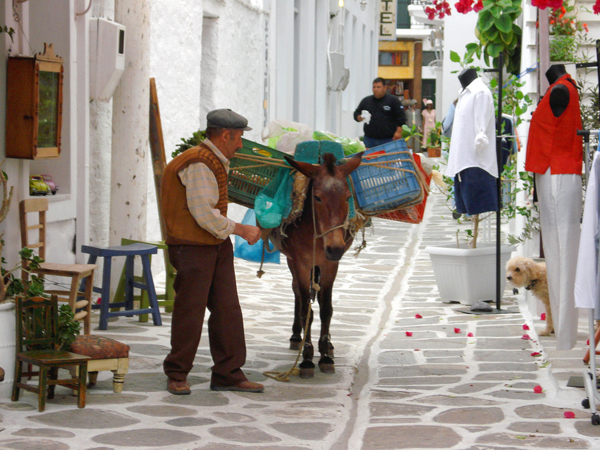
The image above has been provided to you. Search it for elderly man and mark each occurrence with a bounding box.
[161,109,264,395]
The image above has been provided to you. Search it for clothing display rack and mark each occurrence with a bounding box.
[575,39,600,426]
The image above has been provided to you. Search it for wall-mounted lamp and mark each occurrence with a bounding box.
[339,0,344,7]
[360,0,367,10]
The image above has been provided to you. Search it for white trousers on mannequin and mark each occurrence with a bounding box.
[535,169,582,350]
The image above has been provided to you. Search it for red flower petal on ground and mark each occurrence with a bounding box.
[454,327,461,333]
[406,331,413,337]
[467,332,474,337]
[531,352,541,356]
[522,334,531,340]
[534,385,543,393]
[523,324,530,330]
[415,314,423,319]
[564,411,575,418]
[541,313,546,321]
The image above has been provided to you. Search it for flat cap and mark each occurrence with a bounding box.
[206,108,252,131]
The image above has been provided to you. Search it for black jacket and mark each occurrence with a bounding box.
[353,94,406,139]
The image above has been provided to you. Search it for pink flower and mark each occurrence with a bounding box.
[594,0,600,15]
[473,0,483,12]
[415,314,423,319]
[533,385,543,393]
[523,324,530,331]
[541,313,546,321]
[406,331,413,337]
[467,332,474,337]
[454,327,461,334]
[564,411,576,418]
[522,334,531,340]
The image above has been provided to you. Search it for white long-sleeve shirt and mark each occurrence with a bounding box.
[178,139,236,239]
[445,77,498,178]
[575,151,600,310]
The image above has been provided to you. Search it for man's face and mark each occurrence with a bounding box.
[372,82,386,99]
[221,129,244,160]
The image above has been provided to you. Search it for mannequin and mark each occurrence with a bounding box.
[458,68,478,90]
[445,69,498,215]
[546,64,570,117]
[525,64,582,350]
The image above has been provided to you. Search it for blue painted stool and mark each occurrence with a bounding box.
[81,243,162,330]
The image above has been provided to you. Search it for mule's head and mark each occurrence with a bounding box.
[285,152,363,261]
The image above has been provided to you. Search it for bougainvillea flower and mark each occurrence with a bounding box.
[541,313,546,321]
[415,314,423,319]
[406,331,413,337]
[531,352,541,356]
[595,0,600,15]
[564,411,575,418]
[467,332,474,337]
[522,334,531,340]
[473,0,483,12]
[454,327,461,334]
[523,324,530,331]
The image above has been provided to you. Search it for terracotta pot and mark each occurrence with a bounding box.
[427,147,441,158]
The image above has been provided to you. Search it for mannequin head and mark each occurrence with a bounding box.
[545,64,567,85]
[458,68,478,89]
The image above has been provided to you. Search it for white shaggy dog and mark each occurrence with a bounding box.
[505,256,552,336]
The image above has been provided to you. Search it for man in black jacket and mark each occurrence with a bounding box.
[354,77,406,149]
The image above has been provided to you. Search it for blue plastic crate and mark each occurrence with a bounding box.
[351,140,422,213]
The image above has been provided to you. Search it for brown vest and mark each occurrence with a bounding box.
[161,143,229,246]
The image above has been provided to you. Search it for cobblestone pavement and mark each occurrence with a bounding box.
[2,191,600,449]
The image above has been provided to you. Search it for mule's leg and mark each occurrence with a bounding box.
[290,262,316,378]
[287,257,303,350]
[317,262,339,374]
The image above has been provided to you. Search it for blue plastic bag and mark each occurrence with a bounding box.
[234,209,280,264]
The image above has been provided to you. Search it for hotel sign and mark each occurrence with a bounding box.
[379,0,397,41]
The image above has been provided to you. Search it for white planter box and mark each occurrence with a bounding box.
[0,301,16,398]
[425,243,516,305]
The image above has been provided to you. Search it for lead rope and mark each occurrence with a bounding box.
[263,190,319,382]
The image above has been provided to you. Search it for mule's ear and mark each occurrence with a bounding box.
[338,151,363,177]
[284,155,319,178]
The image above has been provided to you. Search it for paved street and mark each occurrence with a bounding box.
[1,190,600,449]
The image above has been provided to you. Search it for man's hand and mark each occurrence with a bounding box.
[393,127,403,141]
[356,115,364,122]
[234,223,261,245]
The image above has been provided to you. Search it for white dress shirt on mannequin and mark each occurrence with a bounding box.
[445,77,497,178]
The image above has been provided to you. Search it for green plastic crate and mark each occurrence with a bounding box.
[228,138,287,208]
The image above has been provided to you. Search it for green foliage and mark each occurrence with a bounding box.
[172,130,206,158]
[57,304,81,351]
[400,124,422,141]
[470,0,523,74]
[426,122,443,148]
[1,245,45,301]
[0,25,14,42]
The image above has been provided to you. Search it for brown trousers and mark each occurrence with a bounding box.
[163,239,247,386]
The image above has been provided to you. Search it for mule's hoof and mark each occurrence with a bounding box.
[299,361,315,378]
[319,363,335,374]
[289,340,301,351]
[299,367,315,378]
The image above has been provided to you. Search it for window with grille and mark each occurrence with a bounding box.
[379,51,409,67]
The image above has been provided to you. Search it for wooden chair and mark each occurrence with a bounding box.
[19,198,97,335]
[12,295,89,412]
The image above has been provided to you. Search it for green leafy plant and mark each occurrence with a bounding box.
[57,304,81,351]
[426,122,443,148]
[172,130,206,158]
[467,0,523,73]
[0,25,14,42]
[1,247,45,302]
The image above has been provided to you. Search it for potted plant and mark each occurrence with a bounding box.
[548,1,589,63]
[426,122,442,158]
[425,45,535,305]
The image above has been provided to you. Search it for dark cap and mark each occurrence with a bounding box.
[206,109,252,131]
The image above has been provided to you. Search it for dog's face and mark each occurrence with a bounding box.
[505,257,536,289]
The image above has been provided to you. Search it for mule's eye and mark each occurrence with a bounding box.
[515,268,520,272]
[314,195,322,203]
